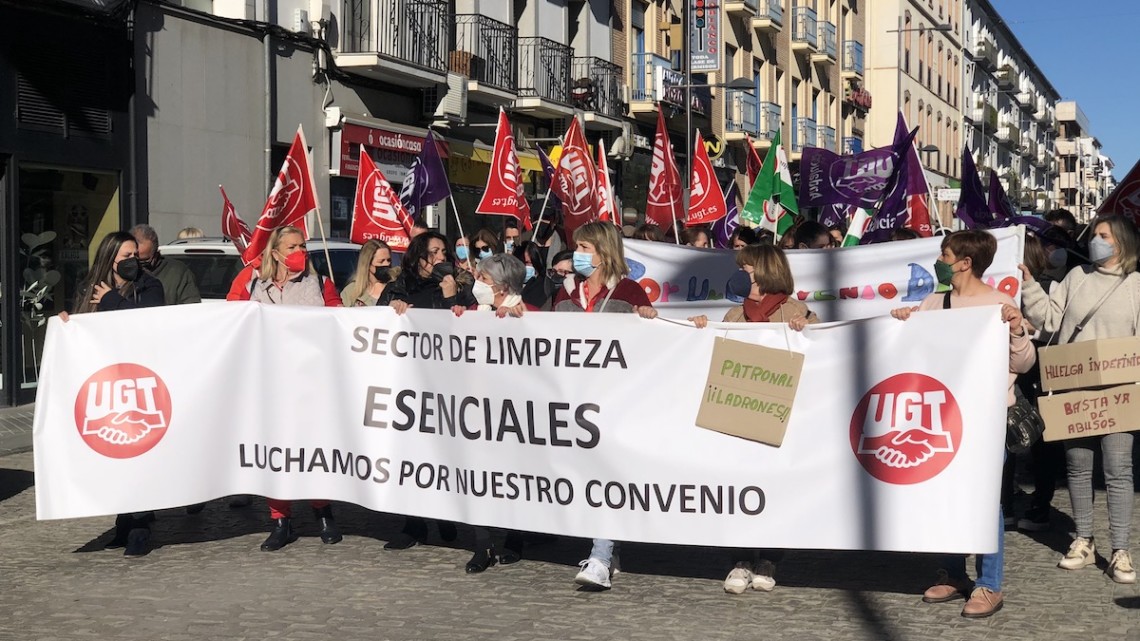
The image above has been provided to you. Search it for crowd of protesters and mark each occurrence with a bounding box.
[61,207,1137,620]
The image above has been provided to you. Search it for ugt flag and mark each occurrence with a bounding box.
[686,130,727,227]
[351,145,414,250]
[219,185,252,256]
[956,145,989,229]
[645,109,682,228]
[711,180,741,248]
[798,145,899,209]
[399,132,451,222]
[476,108,532,230]
[242,125,319,265]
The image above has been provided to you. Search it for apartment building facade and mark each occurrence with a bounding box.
[963,0,1060,216]
[1055,101,1116,222]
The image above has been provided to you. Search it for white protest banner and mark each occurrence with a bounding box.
[623,226,1025,320]
[35,303,1007,554]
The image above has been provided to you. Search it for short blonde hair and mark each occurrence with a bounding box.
[257,226,309,280]
[573,221,630,282]
[177,227,205,239]
[747,244,795,296]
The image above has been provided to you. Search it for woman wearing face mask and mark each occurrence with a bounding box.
[341,240,398,307]
[1021,214,1140,585]
[892,230,1036,618]
[469,228,501,264]
[249,226,343,551]
[553,221,657,590]
[453,236,474,274]
[512,240,551,310]
[65,231,165,557]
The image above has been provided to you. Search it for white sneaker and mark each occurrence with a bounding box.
[1058,537,1096,570]
[1109,549,1137,584]
[724,562,754,594]
[574,558,611,589]
[751,559,777,591]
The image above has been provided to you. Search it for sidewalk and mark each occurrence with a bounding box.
[0,403,34,456]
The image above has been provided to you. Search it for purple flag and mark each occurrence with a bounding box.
[536,145,559,204]
[1002,215,1052,233]
[988,171,1017,223]
[955,145,988,229]
[860,125,919,244]
[799,146,900,209]
[712,180,740,248]
[399,132,452,221]
[819,203,851,229]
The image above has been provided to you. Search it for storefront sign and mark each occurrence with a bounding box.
[843,85,873,112]
[658,68,708,115]
[335,123,444,180]
[690,0,722,72]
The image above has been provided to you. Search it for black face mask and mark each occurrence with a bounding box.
[430,261,454,282]
[141,253,161,272]
[116,257,143,282]
[373,265,394,284]
[547,270,567,287]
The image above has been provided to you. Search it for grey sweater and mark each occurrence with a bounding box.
[1021,264,1140,344]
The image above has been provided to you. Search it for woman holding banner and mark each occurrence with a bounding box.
[341,240,397,307]
[893,230,1035,618]
[65,231,166,556]
[250,225,344,551]
[553,221,657,590]
[1021,214,1139,585]
[688,244,817,594]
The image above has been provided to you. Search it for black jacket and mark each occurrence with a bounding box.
[378,268,474,310]
[97,273,166,311]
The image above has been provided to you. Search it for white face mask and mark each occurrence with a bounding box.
[472,279,496,306]
[1089,236,1115,265]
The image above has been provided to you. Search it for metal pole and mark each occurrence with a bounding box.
[683,0,692,234]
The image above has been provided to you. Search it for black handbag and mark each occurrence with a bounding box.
[1006,386,1045,454]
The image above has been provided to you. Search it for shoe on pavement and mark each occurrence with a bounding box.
[313,506,343,545]
[1017,505,1051,532]
[1109,549,1137,584]
[751,559,776,591]
[383,532,420,551]
[124,527,151,557]
[574,558,612,590]
[961,587,1003,618]
[723,562,753,594]
[1058,537,1096,570]
[260,517,296,552]
[922,570,974,603]
[107,514,133,549]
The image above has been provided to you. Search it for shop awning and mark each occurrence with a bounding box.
[449,140,542,172]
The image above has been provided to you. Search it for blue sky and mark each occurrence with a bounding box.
[992,0,1140,179]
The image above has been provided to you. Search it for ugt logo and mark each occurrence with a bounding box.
[74,363,173,459]
[849,373,962,484]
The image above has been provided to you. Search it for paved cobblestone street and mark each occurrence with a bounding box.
[1,446,1138,641]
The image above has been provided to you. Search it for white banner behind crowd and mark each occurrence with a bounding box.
[35,304,1007,553]
[624,226,1025,320]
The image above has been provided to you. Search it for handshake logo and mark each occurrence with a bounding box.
[75,364,173,459]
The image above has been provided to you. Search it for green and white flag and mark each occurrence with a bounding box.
[842,207,875,247]
[741,130,798,239]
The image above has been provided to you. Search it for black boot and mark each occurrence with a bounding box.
[124,526,151,557]
[438,521,458,542]
[107,514,132,549]
[465,548,497,574]
[260,517,295,551]
[313,505,342,545]
[500,532,524,565]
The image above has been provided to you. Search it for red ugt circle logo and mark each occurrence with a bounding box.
[849,373,962,485]
[74,364,172,459]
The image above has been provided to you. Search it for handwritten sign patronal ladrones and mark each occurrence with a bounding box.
[1039,337,1140,392]
[1038,383,1140,442]
[695,337,805,447]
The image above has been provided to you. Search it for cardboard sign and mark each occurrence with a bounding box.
[1038,383,1140,442]
[695,337,804,447]
[1039,337,1140,392]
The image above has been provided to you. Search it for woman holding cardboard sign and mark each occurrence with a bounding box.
[1021,214,1140,585]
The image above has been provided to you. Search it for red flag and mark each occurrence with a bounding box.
[1099,158,1140,224]
[242,126,319,264]
[555,116,598,238]
[645,109,682,228]
[595,139,618,225]
[745,134,764,187]
[906,193,934,237]
[476,108,532,230]
[686,130,727,227]
[898,114,934,237]
[350,145,414,250]
[219,185,252,256]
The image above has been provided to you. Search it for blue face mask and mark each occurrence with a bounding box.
[478,248,492,261]
[455,245,469,261]
[573,251,596,277]
[1089,236,1115,265]
[524,265,536,283]
[505,240,515,254]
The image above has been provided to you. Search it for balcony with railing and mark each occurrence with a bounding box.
[793,117,817,154]
[819,125,837,151]
[725,89,760,139]
[843,136,864,155]
[752,0,783,32]
[516,36,573,117]
[792,7,818,53]
[1021,137,1038,159]
[628,52,708,120]
[996,121,1020,148]
[452,14,517,102]
[337,0,450,85]
[726,0,759,18]
[969,103,998,131]
[756,102,781,144]
[842,40,863,78]
[812,21,837,65]
[968,36,997,71]
[571,57,625,128]
[995,65,1016,90]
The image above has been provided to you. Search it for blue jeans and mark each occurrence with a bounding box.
[938,504,1004,592]
[589,538,614,567]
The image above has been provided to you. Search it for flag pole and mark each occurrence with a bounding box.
[448,193,474,272]
[308,129,335,287]
[671,199,682,245]
[532,188,553,241]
